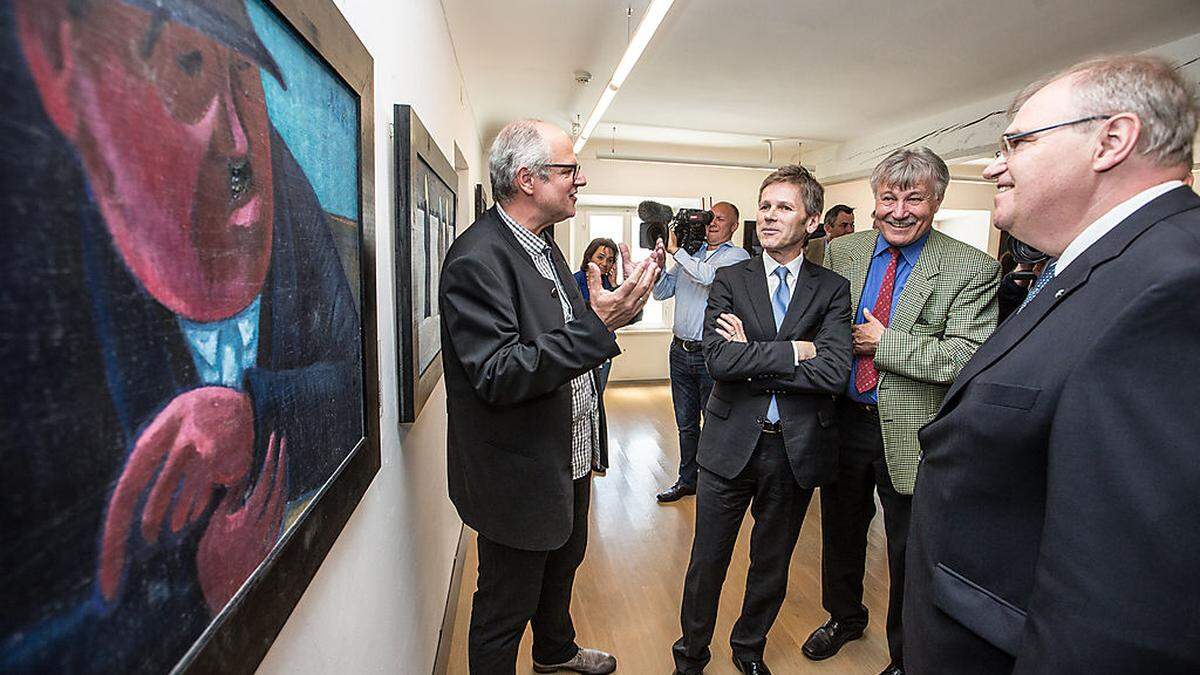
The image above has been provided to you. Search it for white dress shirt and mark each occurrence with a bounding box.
[1056,180,1183,275]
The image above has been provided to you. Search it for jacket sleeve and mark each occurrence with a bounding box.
[873,259,1000,385]
[1013,274,1200,672]
[441,254,619,406]
[753,276,853,395]
[702,268,794,382]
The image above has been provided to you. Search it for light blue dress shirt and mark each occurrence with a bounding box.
[848,233,928,404]
[177,295,262,389]
[653,241,750,340]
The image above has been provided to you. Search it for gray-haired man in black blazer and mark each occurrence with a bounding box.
[441,119,663,674]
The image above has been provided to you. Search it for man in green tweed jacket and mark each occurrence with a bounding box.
[801,148,999,675]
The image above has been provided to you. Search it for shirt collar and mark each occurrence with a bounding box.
[1055,180,1183,275]
[497,203,550,257]
[762,250,804,281]
[873,230,930,267]
[698,240,734,257]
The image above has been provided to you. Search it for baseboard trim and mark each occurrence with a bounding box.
[432,524,470,675]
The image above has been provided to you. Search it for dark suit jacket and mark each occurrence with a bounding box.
[905,185,1200,674]
[440,208,619,551]
[699,255,852,486]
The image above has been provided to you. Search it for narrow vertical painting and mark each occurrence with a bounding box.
[394,104,455,423]
[0,0,378,672]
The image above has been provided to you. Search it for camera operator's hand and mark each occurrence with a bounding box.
[852,308,885,356]
[666,228,680,255]
[588,242,662,331]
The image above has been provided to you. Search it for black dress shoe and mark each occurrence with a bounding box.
[656,483,696,502]
[878,663,904,675]
[801,618,865,660]
[732,655,772,675]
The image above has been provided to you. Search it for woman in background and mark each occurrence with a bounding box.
[574,238,620,472]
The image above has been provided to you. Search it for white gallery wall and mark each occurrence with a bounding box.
[258,0,485,671]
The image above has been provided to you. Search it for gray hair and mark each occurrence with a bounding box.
[489,119,551,203]
[870,147,950,200]
[1010,54,1198,168]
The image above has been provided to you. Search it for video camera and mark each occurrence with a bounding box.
[638,200,712,255]
[1006,237,1051,283]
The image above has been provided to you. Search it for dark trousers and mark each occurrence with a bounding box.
[469,477,591,674]
[819,400,912,666]
[673,432,813,673]
[669,341,714,488]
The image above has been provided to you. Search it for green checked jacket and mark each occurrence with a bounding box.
[826,229,1000,494]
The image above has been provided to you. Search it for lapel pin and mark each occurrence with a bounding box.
[1054,289,1065,299]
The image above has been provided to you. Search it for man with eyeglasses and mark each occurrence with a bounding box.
[652,201,750,503]
[441,119,663,674]
[905,54,1200,674]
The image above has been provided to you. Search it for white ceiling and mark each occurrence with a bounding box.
[442,0,1200,154]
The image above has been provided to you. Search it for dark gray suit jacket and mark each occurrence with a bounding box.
[699,255,852,486]
[905,186,1200,674]
[440,208,619,551]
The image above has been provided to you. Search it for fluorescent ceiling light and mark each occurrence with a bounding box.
[574,0,675,154]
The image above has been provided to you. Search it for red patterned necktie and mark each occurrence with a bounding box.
[854,246,900,394]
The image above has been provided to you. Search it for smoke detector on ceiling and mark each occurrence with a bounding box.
[574,70,593,85]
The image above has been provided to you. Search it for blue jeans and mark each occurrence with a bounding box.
[669,341,714,489]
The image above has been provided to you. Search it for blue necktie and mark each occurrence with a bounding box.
[1018,259,1057,312]
[766,266,790,422]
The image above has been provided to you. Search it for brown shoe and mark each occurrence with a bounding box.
[533,647,617,674]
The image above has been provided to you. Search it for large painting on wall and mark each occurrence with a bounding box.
[0,0,380,672]
[394,104,456,423]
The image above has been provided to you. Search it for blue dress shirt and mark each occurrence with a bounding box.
[653,241,750,340]
[848,233,929,404]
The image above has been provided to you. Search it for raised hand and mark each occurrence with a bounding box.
[197,432,288,612]
[588,242,663,330]
[98,386,260,602]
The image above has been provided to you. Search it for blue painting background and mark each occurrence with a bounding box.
[247,0,360,221]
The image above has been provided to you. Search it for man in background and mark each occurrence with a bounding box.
[653,201,750,503]
[806,204,856,266]
[806,148,999,675]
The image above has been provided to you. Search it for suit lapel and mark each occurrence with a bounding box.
[777,261,819,336]
[846,232,877,312]
[889,231,944,333]
[741,255,776,339]
[944,186,1200,406]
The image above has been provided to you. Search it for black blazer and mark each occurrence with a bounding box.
[905,186,1200,674]
[699,255,852,486]
[440,208,619,551]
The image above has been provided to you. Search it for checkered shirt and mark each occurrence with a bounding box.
[497,205,598,478]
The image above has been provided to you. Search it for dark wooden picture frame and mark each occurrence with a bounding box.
[394,104,456,424]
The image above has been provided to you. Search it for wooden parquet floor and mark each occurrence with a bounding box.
[445,382,892,674]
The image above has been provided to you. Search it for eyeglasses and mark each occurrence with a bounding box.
[996,115,1112,158]
[544,163,582,182]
